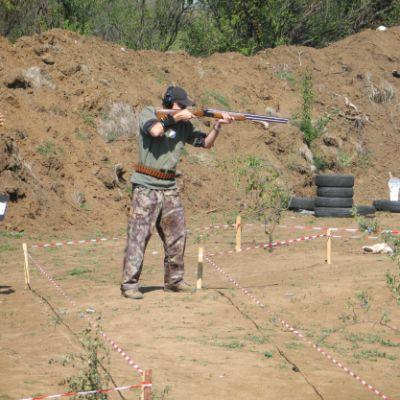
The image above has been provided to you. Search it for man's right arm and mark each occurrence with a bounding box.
[146,109,195,137]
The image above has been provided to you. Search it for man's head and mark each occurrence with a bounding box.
[162,86,195,109]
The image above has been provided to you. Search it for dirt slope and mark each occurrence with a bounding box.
[0,27,400,234]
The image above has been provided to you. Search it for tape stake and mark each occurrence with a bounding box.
[235,215,242,253]
[326,228,332,265]
[141,370,152,400]
[197,247,204,290]
[22,243,31,289]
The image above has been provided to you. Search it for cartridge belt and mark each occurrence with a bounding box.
[135,164,176,180]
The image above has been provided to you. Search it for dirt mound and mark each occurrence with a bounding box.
[0,28,400,234]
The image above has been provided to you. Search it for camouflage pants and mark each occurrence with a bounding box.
[121,185,186,291]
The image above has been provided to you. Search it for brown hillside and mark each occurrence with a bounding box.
[1,27,400,235]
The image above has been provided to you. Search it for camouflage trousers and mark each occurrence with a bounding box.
[121,185,186,291]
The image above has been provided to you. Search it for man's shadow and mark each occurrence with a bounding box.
[140,286,164,294]
[0,285,15,295]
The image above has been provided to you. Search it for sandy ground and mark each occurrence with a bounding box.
[1,212,400,400]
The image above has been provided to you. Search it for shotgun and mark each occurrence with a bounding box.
[156,108,288,124]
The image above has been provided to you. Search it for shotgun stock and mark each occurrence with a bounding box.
[156,108,288,124]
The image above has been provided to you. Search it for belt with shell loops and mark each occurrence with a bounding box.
[135,164,176,180]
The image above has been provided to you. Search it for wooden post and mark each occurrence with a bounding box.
[326,228,332,265]
[141,369,152,400]
[22,243,31,289]
[235,215,242,252]
[196,247,203,291]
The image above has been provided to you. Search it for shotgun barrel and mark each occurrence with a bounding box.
[156,108,288,124]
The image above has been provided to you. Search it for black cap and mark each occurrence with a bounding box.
[165,86,195,107]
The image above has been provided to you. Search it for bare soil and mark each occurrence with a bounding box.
[0,27,400,235]
[1,212,399,400]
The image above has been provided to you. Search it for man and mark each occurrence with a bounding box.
[121,86,233,299]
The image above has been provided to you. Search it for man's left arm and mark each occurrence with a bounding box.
[204,113,233,149]
[187,112,233,149]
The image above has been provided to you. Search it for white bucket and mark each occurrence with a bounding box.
[389,184,400,201]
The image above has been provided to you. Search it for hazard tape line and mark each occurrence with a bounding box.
[207,234,326,257]
[28,255,144,376]
[31,237,122,249]
[204,253,391,400]
[20,382,151,400]
[28,226,399,250]
[189,222,400,236]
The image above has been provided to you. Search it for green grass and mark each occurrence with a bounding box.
[353,349,397,361]
[37,141,57,156]
[75,129,89,141]
[0,230,24,239]
[0,243,16,252]
[275,70,296,86]
[200,90,230,109]
[67,267,92,276]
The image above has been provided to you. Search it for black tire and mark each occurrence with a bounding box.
[315,207,352,217]
[315,174,354,188]
[373,200,400,213]
[315,206,375,217]
[315,197,353,208]
[356,205,376,215]
[289,197,315,211]
[316,187,354,198]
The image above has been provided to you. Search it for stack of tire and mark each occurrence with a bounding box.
[315,174,375,217]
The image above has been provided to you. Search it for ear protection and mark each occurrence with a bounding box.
[163,86,174,109]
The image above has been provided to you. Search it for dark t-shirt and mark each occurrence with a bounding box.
[132,106,206,189]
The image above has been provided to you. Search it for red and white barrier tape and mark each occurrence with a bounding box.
[28,255,144,376]
[20,382,151,400]
[28,224,399,250]
[192,221,400,236]
[204,253,391,400]
[31,237,122,249]
[208,234,326,257]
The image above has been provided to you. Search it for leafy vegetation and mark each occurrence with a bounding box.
[50,324,110,400]
[1,1,399,55]
[221,154,290,246]
[382,233,400,304]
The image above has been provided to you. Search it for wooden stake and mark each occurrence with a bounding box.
[22,243,31,289]
[235,215,242,252]
[196,247,203,291]
[326,228,332,265]
[141,369,152,400]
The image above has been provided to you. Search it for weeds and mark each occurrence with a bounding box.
[78,109,96,127]
[297,71,332,145]
[37,141,57,156]
[300,71,316,145]
[382,233,400,304]
[365,74,396,104]
[313,153,328,171]
[68,267,92,277]
[353,349,397,361]
[200,90,230,108]
[75,129,89,141]
[275,69,296,86]
[0,230,24,239]
[351,206,379,233]
[51,324,110,400]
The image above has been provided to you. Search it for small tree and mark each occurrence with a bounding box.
[52,323,111,400]
[229,155,290,247]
